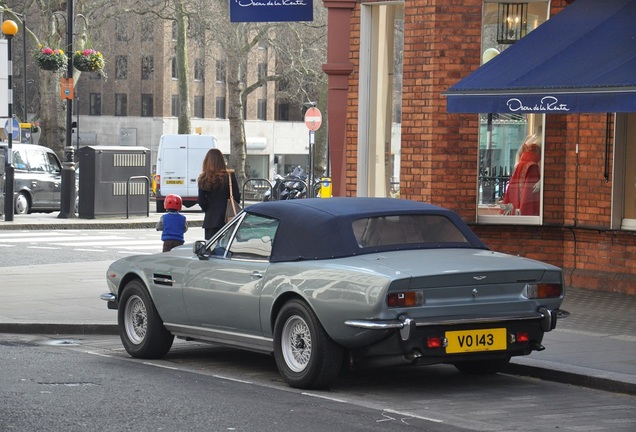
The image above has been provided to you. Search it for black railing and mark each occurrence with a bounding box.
[479,166,511,204]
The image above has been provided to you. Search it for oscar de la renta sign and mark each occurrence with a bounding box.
[230,0,313,23]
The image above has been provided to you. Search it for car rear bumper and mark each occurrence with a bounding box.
[345,308,568,336]
[344,308,569,364]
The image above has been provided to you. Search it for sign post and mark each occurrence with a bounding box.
[304,107,322,198]
[4,117,20,140]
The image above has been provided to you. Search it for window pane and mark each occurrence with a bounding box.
[216,97,226,119]
[352,215,469,248]
[141,94,153,117]
[115,55,128,80]
[623,113,636,220]
[171,95,179,117]
[194,58,204,81]
[27,150,47,172]
[257,99,267,120]
[477,1,549,224]
[228,215,278,260]
[141,21,154,41]
[194,96,204,118]
[115,94,128,116]
[142,56,154,80]
[90,93,102,116]
[216,60,226,83]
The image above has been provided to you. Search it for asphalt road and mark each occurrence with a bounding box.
[0,335,457,432]
[1,333,634,432]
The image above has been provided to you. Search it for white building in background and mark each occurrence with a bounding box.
[74,116,312,181]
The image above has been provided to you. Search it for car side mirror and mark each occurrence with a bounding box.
[193,240,208,259]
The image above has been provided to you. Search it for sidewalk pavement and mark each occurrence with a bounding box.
[0,210,635,396]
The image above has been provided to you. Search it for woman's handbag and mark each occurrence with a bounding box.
[225,172,242,222]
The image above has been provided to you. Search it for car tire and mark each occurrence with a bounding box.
[453,356,511,375]
[273,299,344,389]
[14,192,31,215]
[156,198,165,213]
[118,280,174,359]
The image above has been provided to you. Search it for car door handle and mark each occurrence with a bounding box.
[250,271,263,279]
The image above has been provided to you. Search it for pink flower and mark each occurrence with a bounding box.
[42,47,53,55]
[82,49,95,56]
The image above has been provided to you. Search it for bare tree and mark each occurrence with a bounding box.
[193,0,327,183]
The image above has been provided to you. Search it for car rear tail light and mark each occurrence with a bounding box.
[525,283,562,299]
[426,336,447,349]
[509,331,530,344]
[156,174,161,187]
[387,291,424,307]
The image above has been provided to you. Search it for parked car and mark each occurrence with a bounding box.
[0,142,77,214]
[101,198,567,389]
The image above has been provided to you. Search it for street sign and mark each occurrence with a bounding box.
[304,107,322,131]
[4,117,20,140]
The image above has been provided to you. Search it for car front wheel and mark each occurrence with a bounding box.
[273,299,344,389]
[118,280,174,359]
[14,192,30,214]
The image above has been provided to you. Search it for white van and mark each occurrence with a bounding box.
[155,134,217,212]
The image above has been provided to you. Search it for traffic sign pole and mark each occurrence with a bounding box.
[304,107,322,198]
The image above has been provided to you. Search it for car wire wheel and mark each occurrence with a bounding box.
[281,315,312,372]
[117,279,173,359]
[124,295,147,345]
[273,299,344,389]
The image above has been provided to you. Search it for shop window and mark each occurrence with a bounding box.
[477,1,549,224]
[614,113,636,230]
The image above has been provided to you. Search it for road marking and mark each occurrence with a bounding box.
[302,392,347,403]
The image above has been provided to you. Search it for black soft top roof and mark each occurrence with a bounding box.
[245,198,487,262]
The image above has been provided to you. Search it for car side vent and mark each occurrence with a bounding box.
[153,274,174,286]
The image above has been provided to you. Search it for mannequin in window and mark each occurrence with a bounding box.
[501,135,541,216]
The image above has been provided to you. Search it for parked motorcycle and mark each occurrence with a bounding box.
[263,166,309,201]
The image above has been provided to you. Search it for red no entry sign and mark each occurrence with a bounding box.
[304,107,322,131]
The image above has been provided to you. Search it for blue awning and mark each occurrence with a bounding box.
[444,0,636,114]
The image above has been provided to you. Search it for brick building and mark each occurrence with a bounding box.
[322,0,636,294]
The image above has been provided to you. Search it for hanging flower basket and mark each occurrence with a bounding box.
[34,47,66,72]
[73,49,105,73]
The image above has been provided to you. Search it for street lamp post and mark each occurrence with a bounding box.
[58,0,77,219]
[2,20,19,222]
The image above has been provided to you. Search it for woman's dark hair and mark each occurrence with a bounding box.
[198,148,229,190]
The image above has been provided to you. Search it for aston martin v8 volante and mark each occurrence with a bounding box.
[101,198,566,389]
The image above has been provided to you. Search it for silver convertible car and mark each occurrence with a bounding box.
[101,198,566,389]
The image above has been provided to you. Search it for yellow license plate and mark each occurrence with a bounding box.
[445,328,507,354]
[165,179,184,185]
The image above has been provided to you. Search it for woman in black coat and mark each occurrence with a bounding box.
[197,148,241,240]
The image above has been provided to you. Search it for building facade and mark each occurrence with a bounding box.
[71,15,312,181]
[334,0,636,295]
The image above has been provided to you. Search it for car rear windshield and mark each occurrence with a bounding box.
[352,214,469,248]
